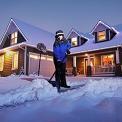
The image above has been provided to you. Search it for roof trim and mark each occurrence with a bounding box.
[0,18,29,48]
[111,27,119,34]
[0,19,12,45]
[66,28,89,40]
[0,42,26,53]
[90,20,112,34]
[11,18,29,42]
[71,45,122,55]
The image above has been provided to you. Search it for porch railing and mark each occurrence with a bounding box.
[94,65,115,74]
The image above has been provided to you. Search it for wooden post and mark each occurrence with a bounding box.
[86,54,92,76]
[116,48,120,64]
[24,46,27,75]
[38,53,41,76]
[73,56,77,76]
[115,48,121,76]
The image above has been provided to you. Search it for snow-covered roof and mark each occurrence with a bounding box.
[1,18,55,50]
[66,28,89,40]
[90,20,112,34]
[70,29,122,54]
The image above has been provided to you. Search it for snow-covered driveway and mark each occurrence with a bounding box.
[0,75,122,122]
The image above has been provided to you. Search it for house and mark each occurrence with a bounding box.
[0,19,122,77]
[66,21,122,76]
[0,18,55,77]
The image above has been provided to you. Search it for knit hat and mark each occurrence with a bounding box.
[55,30,64,36]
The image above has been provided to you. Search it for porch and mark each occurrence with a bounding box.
[66,48,122,76]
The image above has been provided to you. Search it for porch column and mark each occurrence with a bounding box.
[115,48,121,76]
[24,46,27,75]
[87,54,90,66]
[116,48,120,64]
[72,56,77,76]
[86,54,92,76]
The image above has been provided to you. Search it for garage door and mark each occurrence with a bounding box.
[29,52,55,77]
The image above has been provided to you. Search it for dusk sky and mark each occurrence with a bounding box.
[0,0,122,38]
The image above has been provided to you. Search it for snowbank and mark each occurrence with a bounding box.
[0,75,30,93]
[0,78,58,107]
[0,76,122,108]
[84,78,122,98]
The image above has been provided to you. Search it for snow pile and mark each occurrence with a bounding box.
[0,76,30,93]
[0,79,58,107]
[0,76,122,108]
[84,78,122,98]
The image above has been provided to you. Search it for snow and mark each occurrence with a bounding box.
[1,18,55,50]
[70,31,122,54]
[0,77,58,106]
[0,76,122,122]
[0,76,122,107]
[0,75,30,93]
[12,18,55,50]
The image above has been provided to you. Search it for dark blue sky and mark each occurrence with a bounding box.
[0,0,122,38]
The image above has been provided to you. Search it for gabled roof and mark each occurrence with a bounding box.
[66,28,89,40]
[0,18,55,50]
[90,20,118,34]
[70,27,122,54]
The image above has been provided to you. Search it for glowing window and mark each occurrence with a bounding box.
[97,31,106,41]
[12,52,19,70]
[71,37,78,46]
[11,32,18,45]
[47,56,53,61]
[101,54,114,66]
[0,55,4,71]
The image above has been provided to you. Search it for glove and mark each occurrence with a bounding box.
[66,50,71,54]
[57,61,62,66]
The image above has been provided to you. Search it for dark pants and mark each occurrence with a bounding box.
[53,56,67,88]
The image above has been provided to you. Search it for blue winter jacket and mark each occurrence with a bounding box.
[53,40,71,63]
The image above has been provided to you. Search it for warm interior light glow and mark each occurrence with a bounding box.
[97,31,106,41]
[71,37,78,46]
[85,53,88,56]
[12,51,19,70]
[0,55,4,71]
[47,56,53,61]
[30,54,40,59]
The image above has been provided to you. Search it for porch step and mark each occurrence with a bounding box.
[92,73,115,77]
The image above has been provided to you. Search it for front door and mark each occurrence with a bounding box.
[84,58,94,75]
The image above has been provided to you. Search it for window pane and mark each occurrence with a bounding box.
[98,31,106,41]
[11,32,18,45]
[11,33,14,39]
[71,37,78,46]
[102,54,114,66]
[0,55,4,71]
[14,38,17,43]
[12,52,18,70]
[15,32,18,37]
[47,56,53,61]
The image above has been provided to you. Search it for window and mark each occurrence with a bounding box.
[12,52,19,70]
[97,31,106,41]
[11,32,18,45]
[0,55,4,71]
[101,54,114,67]
[47,56,53,61]
[29,53,40,60]
[71,37,78,46]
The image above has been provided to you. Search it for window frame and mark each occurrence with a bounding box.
[12,51,19,70]
[11,31,18,45]
[71,37,78,47]
[97,30,106,41]
[0,55,4,71]
[101,54,114,67]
